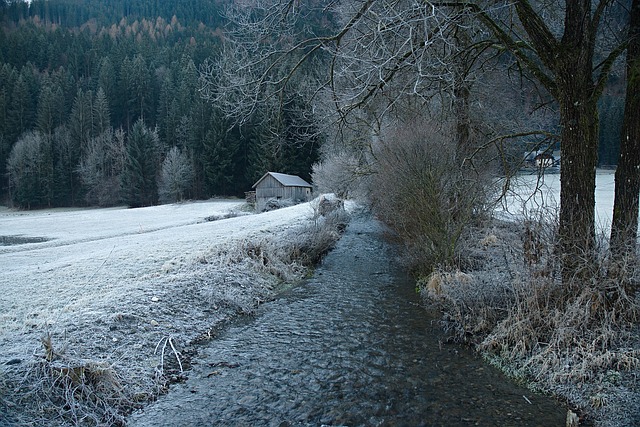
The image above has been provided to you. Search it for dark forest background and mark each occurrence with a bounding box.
[0,0,623,209]
[0,0,321,208]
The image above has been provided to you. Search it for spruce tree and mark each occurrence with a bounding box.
[121,118,159,207]
[202,112,238,196]
[93,87,111,135]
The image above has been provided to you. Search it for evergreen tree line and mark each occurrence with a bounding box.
[2,0,227,31]
[0,0,320,208]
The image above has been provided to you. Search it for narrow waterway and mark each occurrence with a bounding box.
[129,214,567,427]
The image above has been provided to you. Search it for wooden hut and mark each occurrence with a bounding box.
[252,172,313,212]
[534,152,555,168]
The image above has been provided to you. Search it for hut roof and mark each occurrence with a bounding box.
[252,172,312,189]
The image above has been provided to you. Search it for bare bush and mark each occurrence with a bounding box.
[312,151,365,199]
[368,119,494,273]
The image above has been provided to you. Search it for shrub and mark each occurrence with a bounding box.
[368,121,494,273]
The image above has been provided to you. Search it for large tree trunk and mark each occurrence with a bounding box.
[610,0,640,270]
[557,86,599,283]
[555,0,599,284]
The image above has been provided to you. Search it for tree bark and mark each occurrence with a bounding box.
[556,86,599,282]
[518,0,600,283]
[610,0,640,268]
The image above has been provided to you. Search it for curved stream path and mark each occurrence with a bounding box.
[129,214,567,426]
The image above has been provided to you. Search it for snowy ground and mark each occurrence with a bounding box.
[502,170,615,227]
[0,198,336,424]
[499,169,618,233]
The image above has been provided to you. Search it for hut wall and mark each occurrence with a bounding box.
[254,175,311,211]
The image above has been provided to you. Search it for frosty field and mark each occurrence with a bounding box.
[500,169,617,232]
[0,199,324,359]
[0,198,339,425]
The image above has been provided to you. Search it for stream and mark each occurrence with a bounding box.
[129,213,567,426]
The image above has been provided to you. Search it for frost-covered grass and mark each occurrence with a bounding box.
[499,169,616,232]
[421,170,640,427]
[0,198,351,425]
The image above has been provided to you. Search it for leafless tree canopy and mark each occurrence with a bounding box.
[203,0,640,282]
[202,1,498,126]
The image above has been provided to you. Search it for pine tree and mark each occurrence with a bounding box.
[202,112,238,196]
[128,54,152,123]
[98,56,117,119]
[93,87,111,135]
[157,74,178,147]
[7,72,35,143]
[121,118,159,207]
[177,55,198,114]
[68,88,94,153]
[51,125,79,206]
[36,80,65,137]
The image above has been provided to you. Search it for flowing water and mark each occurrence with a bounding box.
[129,214,567,427]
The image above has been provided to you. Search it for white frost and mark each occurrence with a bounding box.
[0,199,318,362]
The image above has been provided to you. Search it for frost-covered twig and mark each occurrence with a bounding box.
[154,335,183,375]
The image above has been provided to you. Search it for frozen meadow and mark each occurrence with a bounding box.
[0,199,326,360]
[0,198,349,425]
[500,169,617,234]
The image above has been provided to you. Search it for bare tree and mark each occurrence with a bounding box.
[448,0,628,284]
[202,0,637,286]
[312,149,365,198]
[7,130,52,208]
[158,146,194,203]
[78,128,126,206]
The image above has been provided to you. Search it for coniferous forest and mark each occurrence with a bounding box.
[0,0,321,208]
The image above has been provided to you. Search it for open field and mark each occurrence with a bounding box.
[499,169,617,231]
[0,199,303,361]
[0,198,338,425]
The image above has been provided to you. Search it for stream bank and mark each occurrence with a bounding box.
[129,213,567,426]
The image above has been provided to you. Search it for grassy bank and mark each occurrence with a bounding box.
[418,218,639,427]
[0,201,349,426]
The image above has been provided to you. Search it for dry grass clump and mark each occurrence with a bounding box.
[198,208,350,307]
[279,209,350,267]
[6,334,134,426]
[420,215,640,426]
[418,222,523,340]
